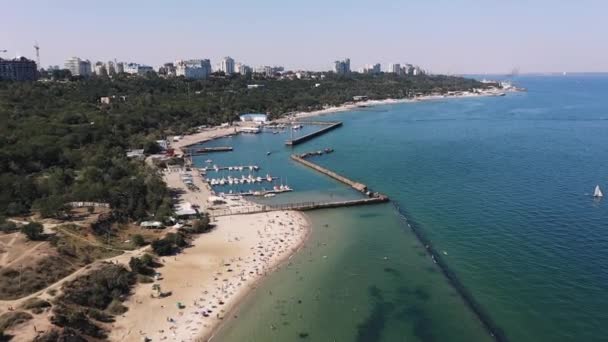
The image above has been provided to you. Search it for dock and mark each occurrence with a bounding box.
[285,122,342,146]
[199,165,259,172]
[186,146,233,155]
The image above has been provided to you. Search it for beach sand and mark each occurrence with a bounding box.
[108,211,309,342]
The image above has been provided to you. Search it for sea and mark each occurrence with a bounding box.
[195,74,608,342]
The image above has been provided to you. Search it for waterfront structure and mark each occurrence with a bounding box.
[0,57,38,81]
[389,63,402,75]
[220,56,235,75]
[64,57,92,77]
[239,113,268,123]
[334,58,351,75]
[175,59,211,79]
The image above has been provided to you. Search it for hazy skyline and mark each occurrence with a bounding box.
[3,0,607,74]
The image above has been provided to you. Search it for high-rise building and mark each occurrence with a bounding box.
[64,57,92,77]
[124,63,154,76]
[158,62,176,77]
[363,63,381,75]
[175,59,212,79]
[0,57,38,81]
[93,62,108,76]
[220,56,235,75]
[389,63,402,75]
[334,58,351,75]
[107,61,116,76]
[116,62,124,73]
[236,63,252,75]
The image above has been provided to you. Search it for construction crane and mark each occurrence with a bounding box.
[33,42,40,69]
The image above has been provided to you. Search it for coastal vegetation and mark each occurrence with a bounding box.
[0,74,490,221]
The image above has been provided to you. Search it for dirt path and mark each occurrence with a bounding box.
[0,234,18,266]
[3,241,46,268]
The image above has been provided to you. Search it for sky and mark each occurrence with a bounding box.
[2,0,607,74]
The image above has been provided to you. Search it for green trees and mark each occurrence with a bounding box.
[192,214,212,233]
[20,222,44,240]
[151,232,187,256]
[0,75,487,220]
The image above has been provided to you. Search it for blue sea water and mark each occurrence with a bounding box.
[204,74,608,341]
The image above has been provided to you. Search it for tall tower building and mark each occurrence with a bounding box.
[220,56,235,75]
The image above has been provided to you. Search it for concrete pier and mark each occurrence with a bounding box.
[187,146,233,155]
[291,154,373,194]
[285,122,342,146]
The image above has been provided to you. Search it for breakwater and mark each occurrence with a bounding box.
[285,122,342,146]
[291,154,385,197]
[391,202,508,342]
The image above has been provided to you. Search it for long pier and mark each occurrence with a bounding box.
[210,198,387,217]
[285,122,343,146]
[291,154,374,194]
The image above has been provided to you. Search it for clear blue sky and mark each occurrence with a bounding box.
[3,0,607,74]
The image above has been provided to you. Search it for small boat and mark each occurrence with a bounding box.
[593,185,604,198]
[205,159,213,163]
[264,193,276,198]
[267,151,271,156]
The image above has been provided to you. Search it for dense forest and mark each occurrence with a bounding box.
[0,73,491,220]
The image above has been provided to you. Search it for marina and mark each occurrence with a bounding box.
[198,164,260,172]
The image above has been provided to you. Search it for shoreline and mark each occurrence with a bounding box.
[201,212,312,342]
[168,88,515,151]
[108,211,310,342]
[281,88,514,122]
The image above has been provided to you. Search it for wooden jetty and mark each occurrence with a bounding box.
[285,122,342,146]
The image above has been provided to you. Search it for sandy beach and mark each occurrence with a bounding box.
[108,211,309,342]
[279,88,509,122]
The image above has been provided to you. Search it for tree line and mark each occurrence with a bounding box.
[0,73,491,220]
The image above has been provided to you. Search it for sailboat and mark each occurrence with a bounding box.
[593,185,604,198]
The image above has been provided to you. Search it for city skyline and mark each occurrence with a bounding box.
[3,0,608,74]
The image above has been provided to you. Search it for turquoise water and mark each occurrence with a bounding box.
[204,75,608,341]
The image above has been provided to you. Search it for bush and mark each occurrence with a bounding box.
[106,299,128,315]
[192,215,211,233]
[131,234,146,247]
[0,311,33,331]
[128,257,154,276]
[34,328,87,342]
[20,222,44,240]
[0,218,18,233]
[151,238,174,256]
[60,264,134,310]
[20,297,51,314]
[50,305,105,339]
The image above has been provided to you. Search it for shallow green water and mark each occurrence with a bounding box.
[213,205,491,342]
